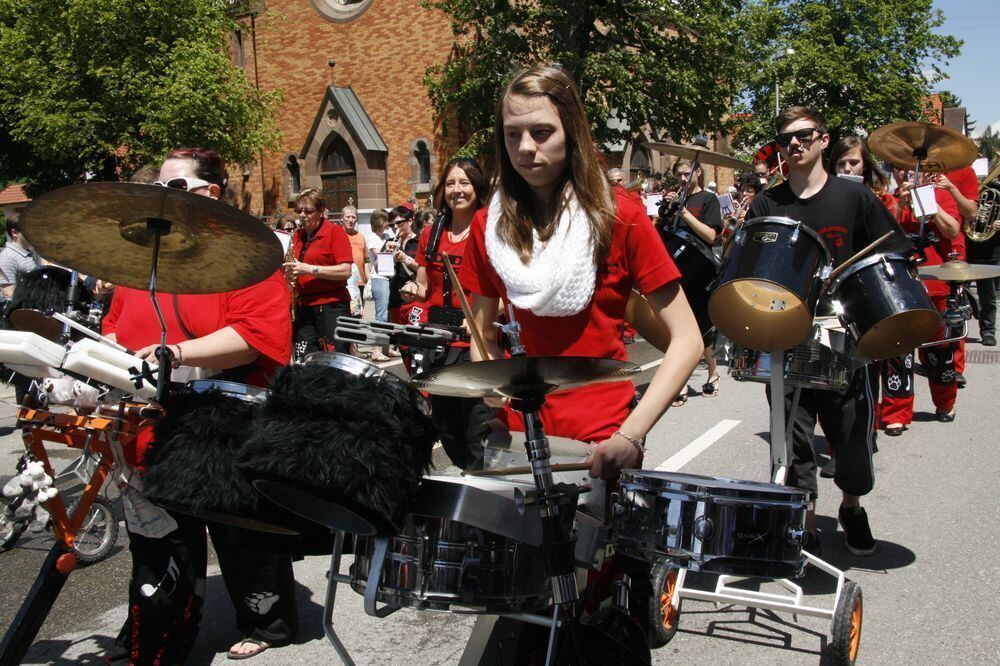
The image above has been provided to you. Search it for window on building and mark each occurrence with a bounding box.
[630,146,651,176]
[320,134,357,212]
[285,155,301,200]
[414,141,431,184]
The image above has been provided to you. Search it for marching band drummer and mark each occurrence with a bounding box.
[748,108,910,558]
[461,65,703,632]
[283,187,354,354]
[103,148,297,663]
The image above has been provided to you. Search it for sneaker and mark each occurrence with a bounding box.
[982,334,996,346]
[819,456,836,478]
[802,530,822,557]
[838,505,876,556]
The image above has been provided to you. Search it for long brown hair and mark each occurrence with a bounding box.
[492,65,615,265]
[827,136,889,194]
[432,157,489,224]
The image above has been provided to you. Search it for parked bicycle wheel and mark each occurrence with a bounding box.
[68,495,119,564]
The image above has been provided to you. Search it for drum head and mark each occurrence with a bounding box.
[858,309,942,360]
[8,308,64,342]
[709,279,814,351]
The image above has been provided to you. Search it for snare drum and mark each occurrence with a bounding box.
[612,471,808,579]
[350,476,551,613]
[829,253,941,360]
[660,228,720,336]
[709,217,831,351]
[729,334,852,392]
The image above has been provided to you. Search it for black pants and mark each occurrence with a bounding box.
[767,364,879,499]
[977,276,998,337]
[294,301,349,354]
[117,512,297,663]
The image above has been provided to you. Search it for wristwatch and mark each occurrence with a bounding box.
[310,266,319,275]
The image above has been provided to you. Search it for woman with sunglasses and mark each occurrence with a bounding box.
[284,188,354,354]
[104,147,297,662]
[387,204,423,325]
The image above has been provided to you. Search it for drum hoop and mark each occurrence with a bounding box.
[741,216,832,263]
[302,351,384,378]
[661,227,720,265]
[186,379,268,404]
[621,470,807,501]
[829,252,912,293]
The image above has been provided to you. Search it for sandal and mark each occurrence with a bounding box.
[884,424,905,436]
[227,638,271,660]
[370,352,391,363]
[936,409,956,423]
[671,393,688,408]
[702,375,721,397]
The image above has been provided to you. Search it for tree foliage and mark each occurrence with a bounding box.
[421,0,747,159]
[979,125,1000,163]
[733,0,962,153]
[0,0,282,193]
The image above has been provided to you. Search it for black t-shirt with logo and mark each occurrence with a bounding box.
[747,174,909,265]
[681,190,723,234]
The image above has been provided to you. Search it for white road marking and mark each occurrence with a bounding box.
[655,419,741,472]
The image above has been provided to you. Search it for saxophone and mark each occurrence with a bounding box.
[285,226,299,321]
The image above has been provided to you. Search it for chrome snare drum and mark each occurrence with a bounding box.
[612,471,808,579]
[350,476,552,613]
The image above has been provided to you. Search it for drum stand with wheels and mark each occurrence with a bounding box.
[661,352,864,663]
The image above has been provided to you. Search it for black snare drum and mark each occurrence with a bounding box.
[660,228,720,336]
[729,337,851,392]
[709,217,831,351]
[612,471,808,579]
[829,253,941,360]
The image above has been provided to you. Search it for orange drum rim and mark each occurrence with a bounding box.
[849,595,862,661]
[658,567,679,631]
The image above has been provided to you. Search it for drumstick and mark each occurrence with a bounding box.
[441,251,489,360]
[466,462,593,477]
[825,230,896,285]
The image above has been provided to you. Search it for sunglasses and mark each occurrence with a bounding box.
[775,128,820,148]
[154,177,213,191]
[295,207,318,215]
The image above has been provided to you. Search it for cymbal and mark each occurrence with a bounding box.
[918,260,1000,282]
[643,141,752,170]
[410,356,640,400]
[868,122,978,173]
[19,182,283,294]
[625,291,669,353]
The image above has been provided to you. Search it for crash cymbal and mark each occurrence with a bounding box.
[918,260,1000,282]
[19,182,282,294]
[625,290,669,353]
[643,141,752,170]
[410,356,639,400]
[868,122,978,173]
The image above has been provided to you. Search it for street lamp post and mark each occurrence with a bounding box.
[772,47,795,115]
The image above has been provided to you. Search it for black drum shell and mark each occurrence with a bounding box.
[709,217,830,351]
[612,471,808,579]
[660,228,720,336]
[831,253,941,360]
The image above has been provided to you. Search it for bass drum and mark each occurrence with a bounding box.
[829,253,940,360]
[659,228,720,336]
[709,217,830,351]
[612,471,808,579]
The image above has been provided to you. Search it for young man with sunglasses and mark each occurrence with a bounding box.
[747,106,909,557]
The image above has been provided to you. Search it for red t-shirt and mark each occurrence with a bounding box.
[292,219,354,305]
[896,187,961,296]
[102,271,292,464]
[947,166,979,222]
[416,222,475,312]
[461,190,681,442]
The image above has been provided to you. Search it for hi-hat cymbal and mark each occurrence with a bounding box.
[643,141,752,170]
[918,260,1000,282]
[19,182,282,294]
[410,356,639,400]
[868,122,978,173]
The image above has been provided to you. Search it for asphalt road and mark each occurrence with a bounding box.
[1,329,999,665]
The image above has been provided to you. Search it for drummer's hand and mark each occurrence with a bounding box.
[93,280,114,297]
[932,173,955,192]
[589,434,642,480]
[135,343,182,369]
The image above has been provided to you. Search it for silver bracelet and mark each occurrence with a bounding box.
[614,429,646,454]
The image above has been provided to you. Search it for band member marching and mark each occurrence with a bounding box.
[748,107,910,557]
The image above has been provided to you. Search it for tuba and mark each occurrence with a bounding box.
[965,161,1000,242]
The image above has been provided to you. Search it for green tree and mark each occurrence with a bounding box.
[421,0,747,159]
[733,0,961,153]
[0,0,281,194]
[979,125,1000,163]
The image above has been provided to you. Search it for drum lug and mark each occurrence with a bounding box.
[818,265,832,281]
[693,516,714,541]
[786,525,805,547]
[735,229,746,247]
[880,255,896,280]
[788,224,801,246]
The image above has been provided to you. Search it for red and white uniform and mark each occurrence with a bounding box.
[462,191,680,442]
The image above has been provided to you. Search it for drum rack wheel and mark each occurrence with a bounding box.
[829,581,863,665]
[647,559,681,648]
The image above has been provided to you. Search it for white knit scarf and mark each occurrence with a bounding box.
[484,190,596,317]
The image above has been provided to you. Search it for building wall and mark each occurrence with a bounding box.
[232,0,460,219]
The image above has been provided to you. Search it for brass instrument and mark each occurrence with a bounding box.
[965,162,1000,242]
[285,226,299,320]
[624,173,647,193]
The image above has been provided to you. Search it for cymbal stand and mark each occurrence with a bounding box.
[909,151,930,240]
[58,270,82,345]
[143,218,176,404]
[767,350,801,485]
[495,305,579,664]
